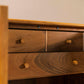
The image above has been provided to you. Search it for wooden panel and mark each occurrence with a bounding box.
[47,31,83,52]
[8,30,46,52]
[9,52,84,80]
[0,6,8,84]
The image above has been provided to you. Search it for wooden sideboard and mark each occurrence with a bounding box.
[1,6,84,84]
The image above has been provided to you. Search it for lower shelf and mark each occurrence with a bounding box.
[8,73,84,84]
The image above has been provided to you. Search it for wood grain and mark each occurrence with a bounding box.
[0,6,8,84]
[8,30,46,52]
[9,52,84,80]
[47,31,83,52]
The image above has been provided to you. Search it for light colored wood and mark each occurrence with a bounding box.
[8,19,84,28]
[45,31,47,52]
[9,52,84,80]
[73,60,78,65]
[66,40,72,44]
[24,63,30,69]
[0,6,8,84]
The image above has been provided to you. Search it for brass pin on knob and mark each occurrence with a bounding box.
[16,39,24,44]
[24,63,29,69]
[73,60,78,65]
[66,40,72,44]
[20,39,24,44]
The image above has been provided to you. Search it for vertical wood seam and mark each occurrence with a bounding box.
[45,30,47,52]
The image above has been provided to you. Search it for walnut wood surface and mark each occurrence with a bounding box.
[47,31,83,52]
[0,6,8,84]
[9,52,84,80]
[9,30,46,52]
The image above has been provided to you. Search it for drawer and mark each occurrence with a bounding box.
[9,52,84,80]
[9,30,46,52]
[47,31,83,52]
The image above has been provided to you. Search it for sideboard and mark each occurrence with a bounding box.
[1,6,84,84]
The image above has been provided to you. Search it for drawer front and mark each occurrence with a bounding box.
[9,30,46,52]
[9,52,84,80]
[47,31,83,52]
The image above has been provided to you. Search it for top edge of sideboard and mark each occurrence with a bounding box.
[8,19,84,28]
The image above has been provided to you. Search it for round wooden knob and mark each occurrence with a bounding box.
[16,39,24,44]
[73,60,78,65]
[66,40,72,44]
[24,63,29,69]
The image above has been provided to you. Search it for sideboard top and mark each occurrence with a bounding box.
[9,19,84,28]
